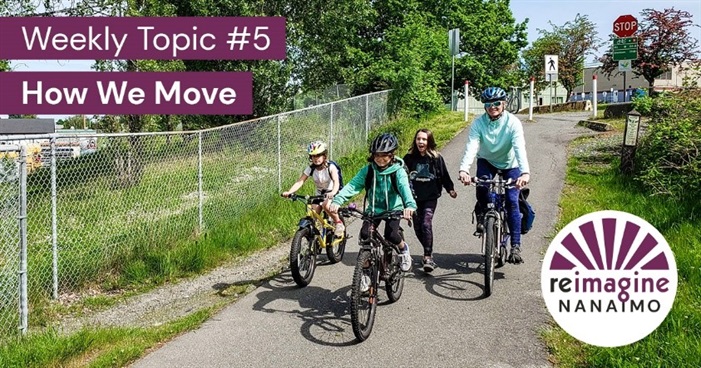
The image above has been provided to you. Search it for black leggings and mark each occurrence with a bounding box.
[412,199,437,257]
[360,218,403,245]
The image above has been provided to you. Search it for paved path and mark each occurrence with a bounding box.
[133,112,593,368]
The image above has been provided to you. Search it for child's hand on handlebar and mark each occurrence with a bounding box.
[281,191,293,198]
[403,208,414,220]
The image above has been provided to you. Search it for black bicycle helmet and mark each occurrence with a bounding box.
[370,133,399,154]
[481,87,507,102]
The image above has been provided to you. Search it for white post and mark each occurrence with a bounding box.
[451,55,455,111]
[529,77,535,121]
[464,80,469,121]
[592,75,598,118]
[329,103,334,160]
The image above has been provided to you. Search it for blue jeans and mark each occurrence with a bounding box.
[475,159,521,246]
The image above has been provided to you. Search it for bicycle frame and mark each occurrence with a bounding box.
[341,206,406,341]
[293,195,336,250]
[478,175,511,256]
[361,219,403,283]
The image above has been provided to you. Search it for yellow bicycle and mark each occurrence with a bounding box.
[284,194,348,287]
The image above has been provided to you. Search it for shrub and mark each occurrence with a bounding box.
[635,89,701,198]
[631,95,654,116]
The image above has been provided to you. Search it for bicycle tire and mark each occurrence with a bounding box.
[484,216,497,297]
[325,217,347,264]
[351,250,378,342]
[385,248,404,303]
[289,227,317,287]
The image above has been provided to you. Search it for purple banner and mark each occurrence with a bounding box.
[0,17,286,60]
[0,72,253,115]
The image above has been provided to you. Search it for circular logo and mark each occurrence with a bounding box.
[541,210,677,347]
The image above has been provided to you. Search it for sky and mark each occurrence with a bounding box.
[3,0,701,120]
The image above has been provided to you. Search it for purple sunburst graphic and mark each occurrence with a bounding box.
[549,217,669,270]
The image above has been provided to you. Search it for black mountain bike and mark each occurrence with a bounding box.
[472,174,514,297]
[339,204,409,342]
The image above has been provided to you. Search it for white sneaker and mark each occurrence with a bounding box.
[334,222,345,237]
[360,275,371,292]
[399,244,412,272]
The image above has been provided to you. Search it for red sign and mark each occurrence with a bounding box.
[613,15,638,37]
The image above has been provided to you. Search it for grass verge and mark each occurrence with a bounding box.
[543,131,701,367]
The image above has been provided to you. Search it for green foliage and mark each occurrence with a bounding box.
[634,90,701,198]
[630,95,653,116]
[354,14,445,116]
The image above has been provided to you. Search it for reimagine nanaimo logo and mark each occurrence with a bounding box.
[541,211,678,347]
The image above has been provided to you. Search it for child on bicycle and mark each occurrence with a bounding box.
[282,140,345,237]
[329,133,416,272]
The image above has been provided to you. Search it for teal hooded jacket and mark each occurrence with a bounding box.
[332,158,417,215]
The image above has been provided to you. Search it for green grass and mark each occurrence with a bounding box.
[543,132,701,367]
[0,307,215,368]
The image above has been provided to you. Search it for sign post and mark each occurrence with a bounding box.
[613,15,638,102]
[545,55,558,113]
[448,28,460,111]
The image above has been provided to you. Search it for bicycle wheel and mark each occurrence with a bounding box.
[483,216,498,297]
[289,227,317,287]
[325,217,347,264]
[385,248,405,303]
[351,250,378,342]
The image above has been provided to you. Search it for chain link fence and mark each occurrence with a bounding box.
[0,90,390,338]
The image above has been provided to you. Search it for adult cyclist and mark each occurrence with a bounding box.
[458,86,530,264]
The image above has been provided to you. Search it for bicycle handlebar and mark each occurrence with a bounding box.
[339,205,411,227]
[282,193,326,203]
[470,176,516,189]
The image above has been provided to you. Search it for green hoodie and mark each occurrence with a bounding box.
[332,158,417,215]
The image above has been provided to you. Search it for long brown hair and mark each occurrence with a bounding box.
[408,129,438,159]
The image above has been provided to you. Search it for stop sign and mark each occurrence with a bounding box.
[613,14,638,37]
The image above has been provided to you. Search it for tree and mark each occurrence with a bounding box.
[598,8,700,94]
[521,14,600,99]
[57,115,89,129]
[351,13,447,115]
[440,0,529,98]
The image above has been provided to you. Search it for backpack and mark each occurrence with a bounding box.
[311,161,344,190]
[329,161,344,190]
[519,188,535,234]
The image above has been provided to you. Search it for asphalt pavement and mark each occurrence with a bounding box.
[132,112,593,368]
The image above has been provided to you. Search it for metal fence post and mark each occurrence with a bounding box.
[277,115,282,192]
[50,135,58,299]
[329,103,335,160]
[198,131,203,231]
[19,145,28,335]
[365,95,370,142]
